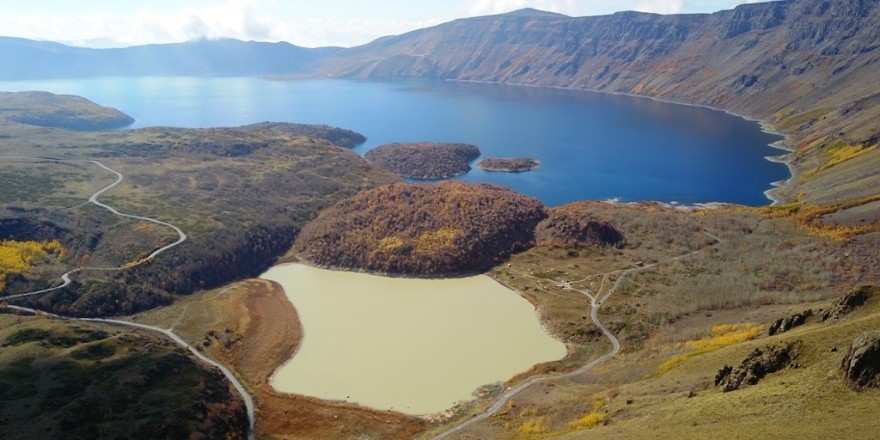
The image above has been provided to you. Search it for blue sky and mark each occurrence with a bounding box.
[0,0,768,48]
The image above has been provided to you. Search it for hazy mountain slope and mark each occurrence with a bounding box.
[317,0,880,205]
[2,1,876,204]
[0,91,134,130]
[0,37,339,79]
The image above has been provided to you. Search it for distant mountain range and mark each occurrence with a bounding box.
[2,0,878,204]
[0,37,339,79]
[315,2,880,150]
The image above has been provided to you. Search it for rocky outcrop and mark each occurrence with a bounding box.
[840,330,880,391]
[364,142,481,179]
[820,285,873,321]
[768,309,813,335]
[536,202,625,249]
[715,341,802,392]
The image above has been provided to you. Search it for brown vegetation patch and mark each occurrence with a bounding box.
[476,157,539,172]
[536,202,626,249]
[0,315,248,439]
[364,142,481,179]
[761,194,880,240]
[294,181,548,275]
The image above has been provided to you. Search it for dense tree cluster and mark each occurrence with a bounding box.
[536,202,626,249]
[476,157,540,172]
[364,142,481,179]
[294,181,548,275]
[0,239,66,292]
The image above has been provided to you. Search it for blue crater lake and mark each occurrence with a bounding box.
[0,77,787,206]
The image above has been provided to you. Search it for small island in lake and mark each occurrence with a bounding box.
[364,142,481,179]
[476,157,540,173]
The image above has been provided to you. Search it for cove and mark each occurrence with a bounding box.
[260,264,567,415]
[0,77,788,205]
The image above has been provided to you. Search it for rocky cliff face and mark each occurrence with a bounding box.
[840,330,880,391]
[318,0,880,205]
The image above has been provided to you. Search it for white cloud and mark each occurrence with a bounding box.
[0,0,437,48]
[466,0,580,17]
[290,17,443,48]
[0,0,277,47]
[0,0,779,48]
[631,0,686,14]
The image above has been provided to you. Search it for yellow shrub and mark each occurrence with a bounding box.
[517,416,549,435]
[759,195,880,240]
[413,227,461,255]
[568,411,606,429]
[772,107,795,122]
[660,322,763,373]
[0,239,66,292]
[687,323,763,350]
[803,142,876,179]
[568,395,608,430]
[377,236,405,252]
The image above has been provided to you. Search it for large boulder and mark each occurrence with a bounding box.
[768,309,813,335]
[840,330,880,391]
[819,285,874,322]
[715,341,802,392]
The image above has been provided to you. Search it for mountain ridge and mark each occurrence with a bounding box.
[312,0,880,206]
[0,37,340,79]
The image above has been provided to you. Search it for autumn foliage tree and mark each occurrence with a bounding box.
[294,181,548,275]
[0,239,66,292]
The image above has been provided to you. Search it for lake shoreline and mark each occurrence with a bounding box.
[261,262,567,416]
[448,78,794,206]
[0,76,787,206]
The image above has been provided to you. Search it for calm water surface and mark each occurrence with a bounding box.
[261,264,566,414]
[0,77,787,205]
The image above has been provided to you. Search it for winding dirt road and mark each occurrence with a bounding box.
[1,156,255,439]
[5,304,256,439]
[0,157,187,301]
[432,233,716,440]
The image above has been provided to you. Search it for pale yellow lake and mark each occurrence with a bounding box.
[262,263,567,415]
